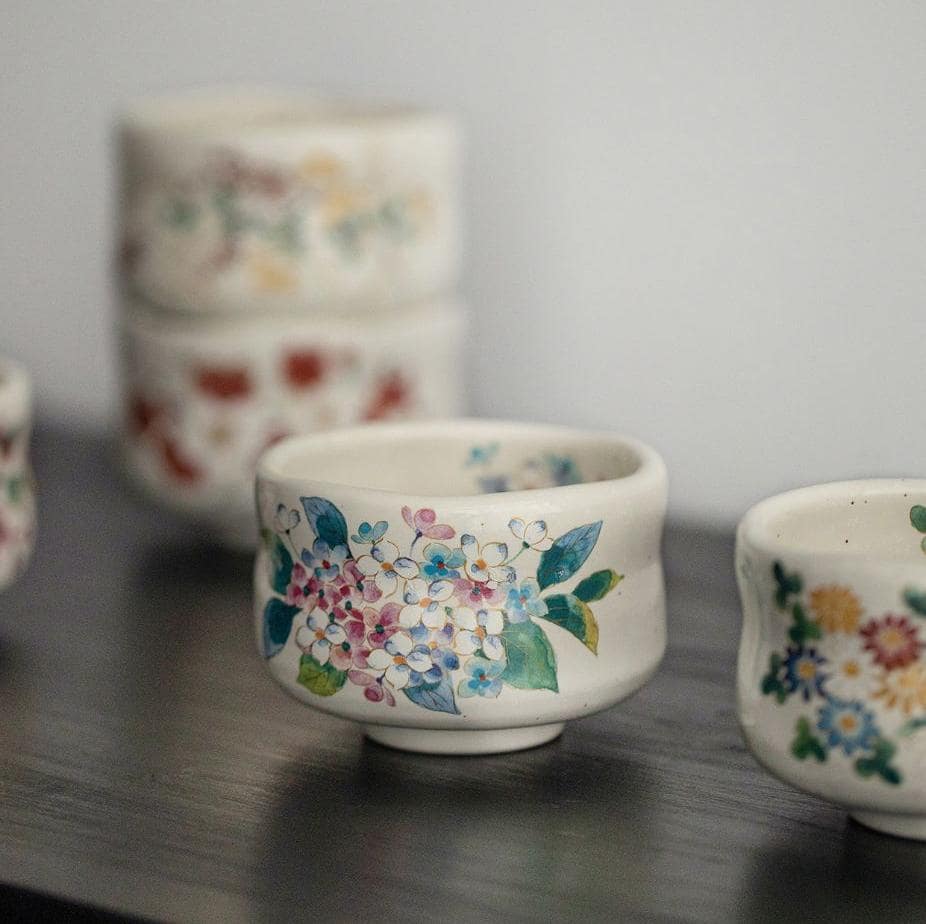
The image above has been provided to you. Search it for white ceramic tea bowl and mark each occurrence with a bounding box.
[118,87,461,316]
[737,479,926,839]
[118,295,465,548]
[254,420,667,755]
[0,358,36,589]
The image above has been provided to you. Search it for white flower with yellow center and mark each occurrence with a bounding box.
[399,577,455,628]
[460,534,514,583]
[823,634,878,700]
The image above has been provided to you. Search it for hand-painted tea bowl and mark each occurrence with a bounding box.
[118,87,461,316]
[254,419,667,755]
[118,295,465,548]
[737,480,926,838]
[0,358,36,589]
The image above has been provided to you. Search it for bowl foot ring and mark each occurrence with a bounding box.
[851,811,926,840]
[363,722,566,755]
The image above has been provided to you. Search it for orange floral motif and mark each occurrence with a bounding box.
[875,663,926,714]
[810,585,862,633]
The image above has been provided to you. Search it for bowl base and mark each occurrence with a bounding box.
[851,811,926,840]
[363,722,565,755]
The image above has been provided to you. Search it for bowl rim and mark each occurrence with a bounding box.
[256,418,667,509]
[737,478,926,565]
[119,85,457,140]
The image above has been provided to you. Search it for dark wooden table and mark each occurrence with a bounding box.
[1,427,924,923]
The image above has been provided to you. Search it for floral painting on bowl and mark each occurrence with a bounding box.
[260,496,622,716]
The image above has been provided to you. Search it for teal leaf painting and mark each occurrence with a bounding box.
[263,529,294,595]
[403,676,460,715]
[536,521,602,591]
[262,599,301,658]
[501,620,558,691]
[573,569,622,603]
[904,587,926,617]
[301,497,350,552]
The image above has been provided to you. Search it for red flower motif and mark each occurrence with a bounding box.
[860,615,922,670]
[286,564,321,608]
[453,577,503,610]
[284,350,326,390]
[343,559,382,603]
[363,371,412,421]
[402,506,454,540]
[0,431,16,459]
[195,366,253,401]
[128,393,163,435]
[158,434,202,484]
[363,602,402,649]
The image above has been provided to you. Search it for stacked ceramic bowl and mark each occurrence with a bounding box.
[115,89,466,546]
[0,359,36,588]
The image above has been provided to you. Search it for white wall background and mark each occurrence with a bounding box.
[2,1,924,523]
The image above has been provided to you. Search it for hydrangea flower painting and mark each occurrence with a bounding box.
[259,496,623,715]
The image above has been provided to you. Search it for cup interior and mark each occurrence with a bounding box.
[260,422,649,497]
[746,481,926,561]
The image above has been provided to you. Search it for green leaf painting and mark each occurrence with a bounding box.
[573,569,623,603]
[500,620,559,692]
[297,654,348,697]
[540,593,600,654]
[791,717,827,762]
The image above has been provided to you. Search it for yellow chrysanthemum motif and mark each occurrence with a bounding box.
[875,664,926,715]
[298,154,344,189]
[250,253,298,294]
[809,585,862,633]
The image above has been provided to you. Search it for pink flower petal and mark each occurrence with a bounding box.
[329,646,352,671]
[424,524,455,540]
[402,505,415,528]
[415,508,437,528]
[348,669,375,687]
[345,619,366,643]
[379,602,403,626]
[364,685,385,703]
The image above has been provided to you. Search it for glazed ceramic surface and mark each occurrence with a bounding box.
[118,88,461,316]
[0,359,35,589]
[118,295,465,547]
[737,480,926,839]
[254,420,667,754]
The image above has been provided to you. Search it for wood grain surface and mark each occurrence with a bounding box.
[1,427,924,922]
